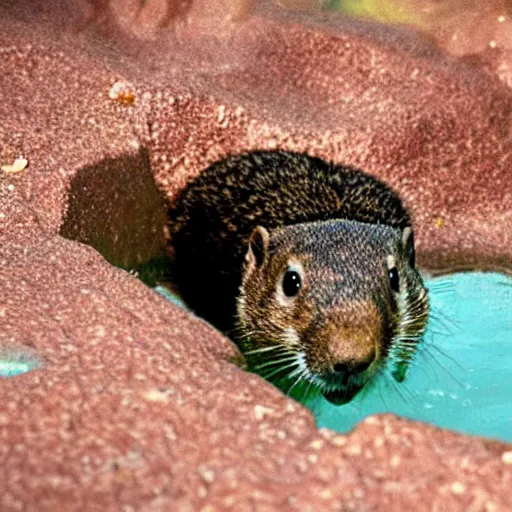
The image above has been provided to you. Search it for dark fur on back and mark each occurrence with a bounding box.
[167,150,411,332]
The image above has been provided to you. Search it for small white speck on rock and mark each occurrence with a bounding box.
[319,488,333,500]
[254,404,274,420]
[141,389,169,403]
[309,439,324,450]
[364,416,379,425]
[374,436,385,448]
[307,453,319,464]
[332,436,347,447]
[345,444,362,456]
[198,465,216,484]
[501,451,512,464]
[285,402,296,413]
[450,481,466,495]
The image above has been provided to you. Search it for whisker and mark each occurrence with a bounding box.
[286,370,309,398]
[426,279,456,295]
[286,363,307,381]
[420,343,466,388]
[252,355,299,372]
[260,361,300,381]
[300,376,318,403]
[385,371,421,409]
[422,337,467,375]
[428,308,461,334]
[377,382,391,412]
[243,345,291,357]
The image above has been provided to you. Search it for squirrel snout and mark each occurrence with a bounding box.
[332,357,373,376]
[329,340,376,377]
[323,301,382,377]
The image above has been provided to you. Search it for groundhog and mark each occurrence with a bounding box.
[167,150,429,405]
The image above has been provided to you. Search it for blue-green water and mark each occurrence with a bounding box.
[0,348,39,377]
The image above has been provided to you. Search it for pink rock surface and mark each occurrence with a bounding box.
[1,1,511,510]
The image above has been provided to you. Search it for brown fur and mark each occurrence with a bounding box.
[168,150,428,404]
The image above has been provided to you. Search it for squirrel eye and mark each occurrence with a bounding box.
[282,269,302,297]
[389,267,400,293]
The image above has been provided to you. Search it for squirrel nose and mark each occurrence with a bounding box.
[333,359,372,375]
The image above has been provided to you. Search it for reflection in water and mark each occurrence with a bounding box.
[309,272,512,442]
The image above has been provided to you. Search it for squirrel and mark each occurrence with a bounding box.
[167,150,429,405]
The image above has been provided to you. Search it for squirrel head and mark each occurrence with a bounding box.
[236,219,428,405]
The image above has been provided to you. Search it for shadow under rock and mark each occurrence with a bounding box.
[60,148,171,286]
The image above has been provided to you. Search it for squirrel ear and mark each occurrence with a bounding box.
[246,226,270,271]
[401,227,415,269]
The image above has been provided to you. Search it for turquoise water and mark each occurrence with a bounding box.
[0,348,39,377]
[307,272,512,442]
[157,274,512,442]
